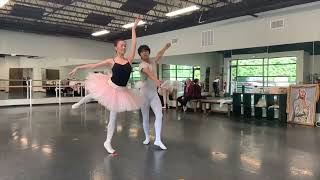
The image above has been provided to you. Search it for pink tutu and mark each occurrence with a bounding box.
[85,73,143,112]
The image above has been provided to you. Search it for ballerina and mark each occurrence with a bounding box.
[69,17,142,154]
[158,80,181,109]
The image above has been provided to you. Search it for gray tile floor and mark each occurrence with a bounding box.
[0,104,319,180]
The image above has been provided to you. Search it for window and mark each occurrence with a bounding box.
[194,67,201,80]
[161,64,200,81]
[230,57,297,91]
[131,65,140,82]
[128,64,141,86]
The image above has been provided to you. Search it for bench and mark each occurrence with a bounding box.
[190,99,202,112]
[176,99,203,112]
[200,99,232,116]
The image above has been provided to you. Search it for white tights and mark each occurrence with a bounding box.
[72,94,94,109]
[77,94,94,105]
[74,94,117,153]
[104,111,117,153]
[141,87,166,149]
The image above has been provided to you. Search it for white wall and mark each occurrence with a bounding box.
[19,57,101,68]
[0,30,114,59]
[131,2,320,58]
[158,52,222,67]
[0,30,115,92]
[19,57,104,80]
[58,65,109,80]
[0,56,110,92]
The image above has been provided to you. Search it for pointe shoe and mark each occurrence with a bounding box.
[154,141,167,150]
[143,138,150,145]
[72,103,80,109]
[104,141,115,154]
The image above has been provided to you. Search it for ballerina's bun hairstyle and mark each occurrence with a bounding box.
[114,39,125,46]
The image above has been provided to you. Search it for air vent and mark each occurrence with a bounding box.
[11,4,45,19]
[47,0,73,5]
[270,19,284,29]
[84,13,114,26]
[201,30,214,47]
[120,0,156,14]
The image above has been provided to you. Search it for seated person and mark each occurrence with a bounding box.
[192,79,202,99]
[177,78,194,112]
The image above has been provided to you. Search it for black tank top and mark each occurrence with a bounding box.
[111,60,132,87]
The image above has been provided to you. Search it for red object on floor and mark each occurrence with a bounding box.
[111,152,119,157]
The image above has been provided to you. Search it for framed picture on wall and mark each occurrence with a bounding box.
[287,84,319,126]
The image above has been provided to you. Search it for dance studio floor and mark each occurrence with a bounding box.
[0,104,319,180]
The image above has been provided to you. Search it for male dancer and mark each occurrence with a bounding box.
[138,43,171,150]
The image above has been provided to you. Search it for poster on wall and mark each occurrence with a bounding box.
[287,84,319,126]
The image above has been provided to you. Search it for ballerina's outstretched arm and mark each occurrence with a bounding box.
[127,17,141,64]
[68,59,114,77]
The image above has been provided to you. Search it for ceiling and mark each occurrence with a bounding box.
[0,0,319,42]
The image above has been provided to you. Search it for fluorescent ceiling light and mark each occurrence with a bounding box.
[91,30,110,37]
[122,21,146,29]
[166,5,200,17]
[0,0,9,8]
